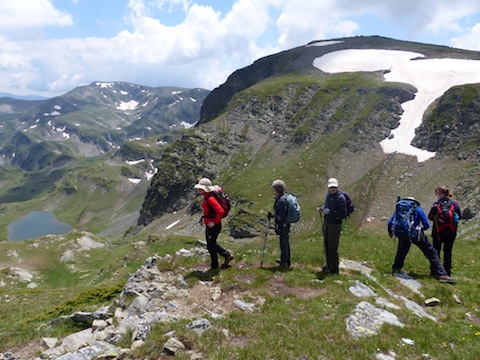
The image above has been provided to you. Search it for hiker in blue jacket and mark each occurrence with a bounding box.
[269,179,291,268]
[320,178,346,275]
[428,186,462,276]
[388,197,456,283]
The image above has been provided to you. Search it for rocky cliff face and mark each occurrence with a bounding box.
[414,84,480,159]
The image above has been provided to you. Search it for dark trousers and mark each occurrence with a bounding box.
[205,223,229,269]
[432,231,456,276]
[278,227,291,266]
[393,231,447,276]
[324,223,341,274]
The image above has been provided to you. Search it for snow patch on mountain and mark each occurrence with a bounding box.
[117,100,139,111]
[313,49,480,162]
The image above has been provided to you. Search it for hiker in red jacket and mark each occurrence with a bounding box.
[428,186,462,276]
[194,178,233,271]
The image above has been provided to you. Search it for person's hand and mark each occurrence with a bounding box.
[267,211,273,219]
[389,232,394,238]
[323,207,330,215]
[317,207,322,213]
[275,224,281,235]
[207,222,215,228]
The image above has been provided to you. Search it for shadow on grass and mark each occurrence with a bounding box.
[260,265,293,273]
[184,269,220,282]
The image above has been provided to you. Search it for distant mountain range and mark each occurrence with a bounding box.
[0,82,209,239]
[0,81,210,170]
[0,92,50,101]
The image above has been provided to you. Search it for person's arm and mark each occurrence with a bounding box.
[453,201,462,219]
[337,193,347,219]
[387,214,394,237]
[427,203,436,221]
[274,196,288,228]
[417,208,430,231]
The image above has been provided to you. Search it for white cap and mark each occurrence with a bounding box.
[194,178,214,192]
[327,178,339,188]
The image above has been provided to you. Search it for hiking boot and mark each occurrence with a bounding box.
[392,268,402,275]
[221,255,234,269]
[277,263,290,272]
[438,275,456,284]
[277,259,291,266]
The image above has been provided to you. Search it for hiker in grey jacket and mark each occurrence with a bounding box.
[319,178,346,274]
[269,179,291,268]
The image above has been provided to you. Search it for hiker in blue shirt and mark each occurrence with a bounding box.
[428,186,462,276]
[387,197,456,283]
[319,178,346,275]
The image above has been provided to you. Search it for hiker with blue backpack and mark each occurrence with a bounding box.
[268,179,300,269]
[388,197,456,283]
[427,186,462,277]
[319,178,348,275]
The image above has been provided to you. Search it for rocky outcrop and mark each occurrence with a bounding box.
[12,252,264,359]
[0,253,452,359]
[413,83,480,160]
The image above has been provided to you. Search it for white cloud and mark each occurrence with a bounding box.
[1,0,480,97]
[0,1,73,31]
[451,23,480,50]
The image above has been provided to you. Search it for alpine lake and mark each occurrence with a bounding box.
[7,211,73,241]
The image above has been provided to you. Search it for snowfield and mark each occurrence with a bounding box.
[313,49,480,162]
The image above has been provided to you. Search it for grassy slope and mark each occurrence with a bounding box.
[1,223,478,359]
[0,71,479,359]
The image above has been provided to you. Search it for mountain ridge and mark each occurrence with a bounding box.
[199,35,480,125]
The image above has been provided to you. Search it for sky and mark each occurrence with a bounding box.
[2,0,480,98]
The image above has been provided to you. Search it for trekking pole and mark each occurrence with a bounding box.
[260,216,270,268]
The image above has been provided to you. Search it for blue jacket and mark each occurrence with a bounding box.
[388,206,430,236]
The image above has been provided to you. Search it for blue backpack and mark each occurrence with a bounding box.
[284,193,301,224]
[393,198,418,238]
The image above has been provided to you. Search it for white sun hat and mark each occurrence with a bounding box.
[194,177,214,192]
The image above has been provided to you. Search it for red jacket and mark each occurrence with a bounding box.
[202,193,225,225]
